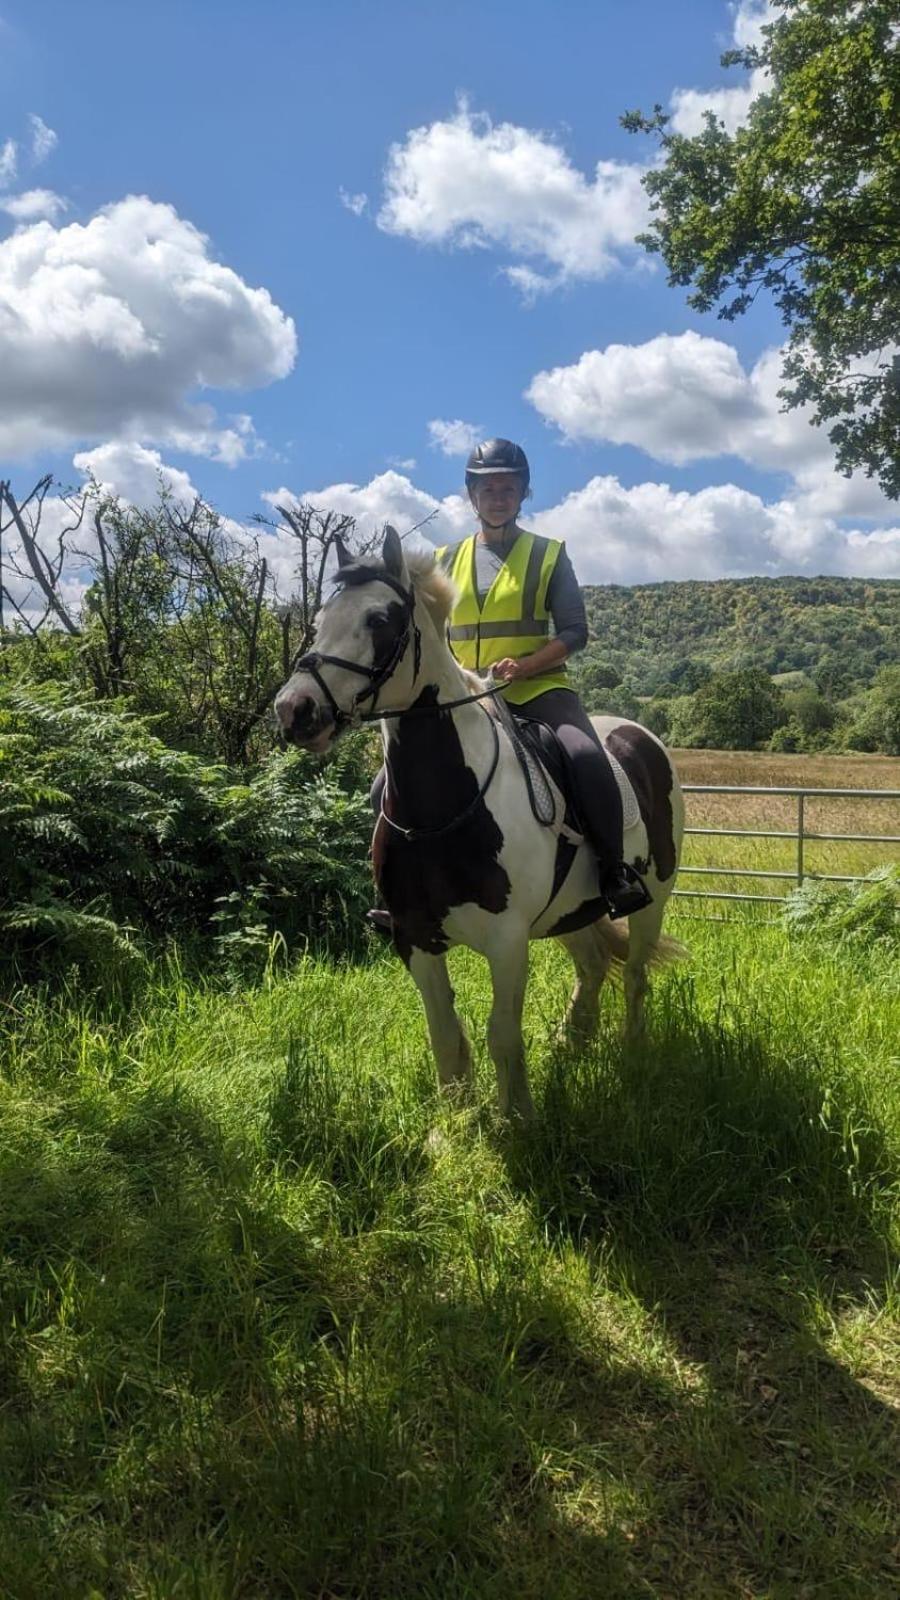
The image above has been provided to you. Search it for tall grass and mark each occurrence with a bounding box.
[0,914,897,1597]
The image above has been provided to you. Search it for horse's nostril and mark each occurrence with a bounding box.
[275,691,314,733]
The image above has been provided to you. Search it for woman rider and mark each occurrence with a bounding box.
[368,438,652,929]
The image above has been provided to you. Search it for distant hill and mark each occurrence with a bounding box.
[573,576,900,701]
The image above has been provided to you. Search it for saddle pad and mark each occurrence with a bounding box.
[604,746,641,833]
[507,706,642,836]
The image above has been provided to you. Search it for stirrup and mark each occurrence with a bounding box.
[602,863,653,922]
[365,908,393,937]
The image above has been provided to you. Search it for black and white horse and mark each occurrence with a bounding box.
[276,527,685,1120]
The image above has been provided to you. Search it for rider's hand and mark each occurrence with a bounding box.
[493,657,526,682]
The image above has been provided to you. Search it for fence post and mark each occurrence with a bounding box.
[797,792,805,886]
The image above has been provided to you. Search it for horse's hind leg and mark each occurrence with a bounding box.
[409,949,472,1098]
[557,922,613,1049]
[486,933,534,1122]
[623,893,667,1044]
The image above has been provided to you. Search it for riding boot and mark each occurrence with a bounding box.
[601,861,653,921]
[365,907,393,937]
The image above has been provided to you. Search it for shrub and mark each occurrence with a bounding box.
[780,866,900,952]
[0,684,373,983]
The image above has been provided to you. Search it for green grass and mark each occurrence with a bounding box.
[0,916,898,1598]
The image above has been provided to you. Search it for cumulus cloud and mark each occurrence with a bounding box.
[526,330,900,524]
[0,195,297,461]
[28,114,57,165]
[259,465,900,585]
[532,474,900,584]
[668,1,776,136]
[427,418,483,457]
[376,100,649,290]
[72,440,199,506]
[1,187,67,222]
[264,470,472,548]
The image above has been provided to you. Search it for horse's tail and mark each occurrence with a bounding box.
[594,918,689,974]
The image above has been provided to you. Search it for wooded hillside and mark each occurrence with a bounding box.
[574,576,899,701]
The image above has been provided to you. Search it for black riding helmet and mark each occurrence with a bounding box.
[465,438,530,497]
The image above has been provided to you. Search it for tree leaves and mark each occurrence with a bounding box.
[624,0,900,496]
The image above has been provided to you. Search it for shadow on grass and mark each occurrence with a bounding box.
[497,997,900,1597]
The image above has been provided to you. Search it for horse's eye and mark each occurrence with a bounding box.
[365,609,390,630]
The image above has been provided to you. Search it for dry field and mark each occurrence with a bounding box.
[668,749,900,914]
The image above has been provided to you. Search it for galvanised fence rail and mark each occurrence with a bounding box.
[676,784,900,909]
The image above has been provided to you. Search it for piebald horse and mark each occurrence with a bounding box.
[275,527,685,1121]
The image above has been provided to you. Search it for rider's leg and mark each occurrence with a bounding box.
[515,690,652,919]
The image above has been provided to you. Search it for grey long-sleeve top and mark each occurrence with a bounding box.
[471,533,588,655]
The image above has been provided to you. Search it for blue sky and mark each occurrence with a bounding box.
[2,0,898,590]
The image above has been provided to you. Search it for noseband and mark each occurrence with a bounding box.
[291,572,422,733]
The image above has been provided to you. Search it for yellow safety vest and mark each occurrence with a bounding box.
[434,531,569,706]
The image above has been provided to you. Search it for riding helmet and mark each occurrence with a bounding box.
[465,438,530,495]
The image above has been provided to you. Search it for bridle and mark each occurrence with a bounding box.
[291,570,503,731]
[291,571,422,734]
[290,567,506,840]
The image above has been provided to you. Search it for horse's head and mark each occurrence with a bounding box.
[275,525,419,751]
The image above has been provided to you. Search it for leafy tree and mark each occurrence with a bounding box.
[692,667,787,749]
[623,0,900,496]
[847,664,900,754]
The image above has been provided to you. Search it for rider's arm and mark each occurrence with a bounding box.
[495,545,587,682]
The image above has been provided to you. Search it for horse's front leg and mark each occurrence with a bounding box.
[486,930,534,1122]
[408,948,473,1099]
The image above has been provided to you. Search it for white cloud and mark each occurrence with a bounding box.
[532,475,900,584]
[0,137,16,185]
[1,187,67,222]
[0,195,297,461]
[376,100,649,289]
[669,2,776,135]
[29,114,57,165]
[260,464,900,584]
[264,469,472,547]
[73,440,199,506]
[339,187,368,217]
[528,331,761,465]
[527,330,900,524]
[427,418,483,457]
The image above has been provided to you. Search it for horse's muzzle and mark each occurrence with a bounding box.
[275,689,336,751]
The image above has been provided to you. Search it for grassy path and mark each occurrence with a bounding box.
[1,917,898,1597]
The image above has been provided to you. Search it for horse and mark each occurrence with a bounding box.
[275,525,685,1121]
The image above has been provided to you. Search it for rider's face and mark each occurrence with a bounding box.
[471,473,524,527]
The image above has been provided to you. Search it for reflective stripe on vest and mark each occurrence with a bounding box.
[433,531,569,705]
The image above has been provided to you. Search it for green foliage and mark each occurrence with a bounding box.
[623,0,900,497]
[846,664,900,755]
[781,864,900,950]
[691,667,787,749]
[573,575,899,751]
[0,683,373,983]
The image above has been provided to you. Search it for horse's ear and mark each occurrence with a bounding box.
[382,524,404,578]
[334,534,353,569]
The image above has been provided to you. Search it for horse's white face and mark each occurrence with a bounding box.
[274,527,414,752]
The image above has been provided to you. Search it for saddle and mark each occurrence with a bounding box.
[489,697,642,920]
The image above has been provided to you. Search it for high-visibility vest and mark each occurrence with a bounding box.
[434,531,569,706]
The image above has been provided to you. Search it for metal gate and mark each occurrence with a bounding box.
[675,784,900,908]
